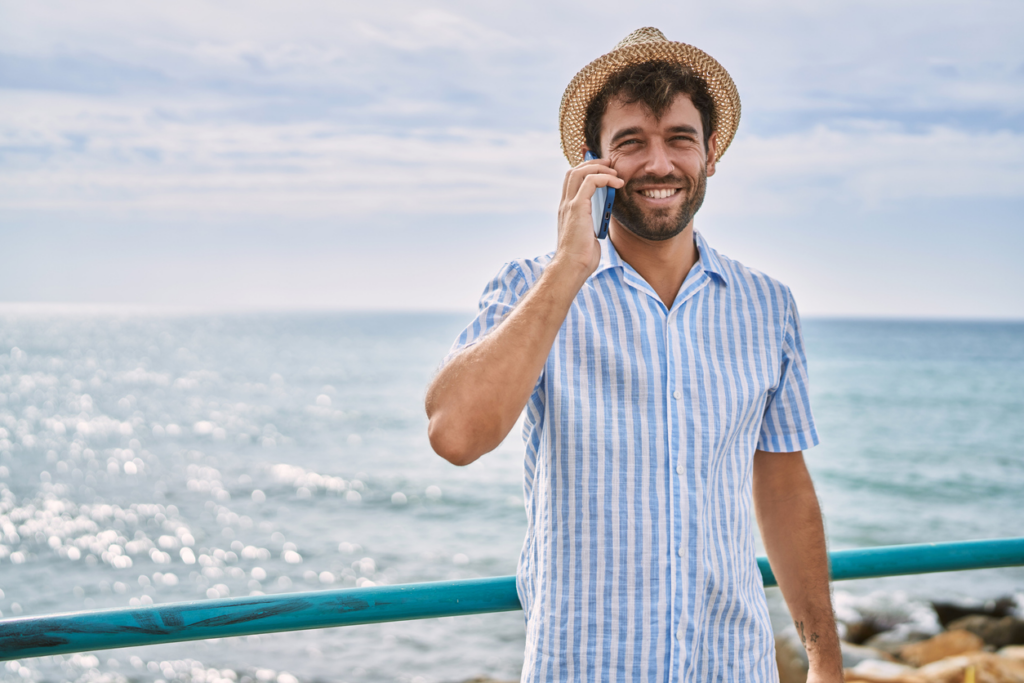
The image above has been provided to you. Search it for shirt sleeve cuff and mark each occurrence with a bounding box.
[756,427,820,453]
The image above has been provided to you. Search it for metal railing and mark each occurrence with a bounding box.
[1,537,1022,661]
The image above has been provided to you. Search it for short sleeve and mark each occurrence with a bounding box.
[439,260,533,369]
[756,290,820,453]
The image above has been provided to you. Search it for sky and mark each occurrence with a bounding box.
[1,0,1022,318]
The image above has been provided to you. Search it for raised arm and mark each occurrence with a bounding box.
[425,159,623,466]
[752,450,843,683]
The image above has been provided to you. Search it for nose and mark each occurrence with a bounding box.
[642,138,675,177]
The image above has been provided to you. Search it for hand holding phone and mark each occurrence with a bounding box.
[584,151,615,240]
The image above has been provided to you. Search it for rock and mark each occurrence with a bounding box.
[931,598,1017,629]
[780,635,894,681]
[907,655,975,683]
[845,659,917,682]
[847,619,898,645]
[999,646,1024,661]
[948,615,1024,648]
[899,629,985,667]
[843,640,897,668]
[908,652,1024,683]
[846,652,1024,683]
[865,627,933,657]
[837,591,941,645]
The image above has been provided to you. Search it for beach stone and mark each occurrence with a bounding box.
[999,646,1024,661]
[838,602,934,645]
[865,628,933,657]
[948,615,1024,648]
[931,598,1017,629]
[899,629,985,666]
[908,652,1024,683]
[846,619,895,645]
[843,641,897,667]
[777,635,893,681]
[845,658,917,682]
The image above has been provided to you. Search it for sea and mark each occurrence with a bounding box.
[0,311,1022,683]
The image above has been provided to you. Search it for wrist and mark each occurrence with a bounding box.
[805,633,844,681]
[547,253,596,290]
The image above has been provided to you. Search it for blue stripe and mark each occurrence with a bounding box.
[445,232,819,682]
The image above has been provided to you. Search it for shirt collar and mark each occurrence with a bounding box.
[694,230,728,285]
[594,230,729,286]
[594,236,624,276]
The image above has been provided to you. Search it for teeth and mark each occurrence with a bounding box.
[640,188,678,199]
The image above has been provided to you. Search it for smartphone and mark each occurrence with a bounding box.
[584,151,615,239]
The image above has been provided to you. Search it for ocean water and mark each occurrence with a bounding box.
[0,312,1021,683]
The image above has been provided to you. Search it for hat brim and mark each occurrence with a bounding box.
[559,41,740,166]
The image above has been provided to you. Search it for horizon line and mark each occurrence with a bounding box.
[1,301,1022,324]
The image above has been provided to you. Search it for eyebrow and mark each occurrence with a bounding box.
[666,125,700,137]
[609,124,701,146]
[609,126,643,146]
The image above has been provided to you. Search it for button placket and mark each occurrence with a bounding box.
[664,307,683,667]
[666,307,689,669]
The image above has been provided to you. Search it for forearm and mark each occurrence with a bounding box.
[753,451,843,681]
[427,157,621,466]
[425,256,589,465]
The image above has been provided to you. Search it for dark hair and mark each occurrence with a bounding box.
[583,60,715,156]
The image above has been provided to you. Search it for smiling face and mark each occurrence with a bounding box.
[598,93,717,242]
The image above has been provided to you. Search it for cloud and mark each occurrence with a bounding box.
[3,86,1021,222]
[355,9,523,52]
[3,1,1021,135]
[711,122,1024,216]
[1,0,1022,315]
[0,52,171,95]
[0,91,566,216]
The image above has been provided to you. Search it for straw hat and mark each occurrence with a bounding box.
[559,27,741,166]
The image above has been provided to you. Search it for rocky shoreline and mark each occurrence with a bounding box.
[455,595,1024,683]
[778,594,1024,683]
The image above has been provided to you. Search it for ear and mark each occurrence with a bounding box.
[705,131,719,177]
[580,143,591,160]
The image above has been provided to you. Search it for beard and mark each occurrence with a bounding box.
[612,166,707,242]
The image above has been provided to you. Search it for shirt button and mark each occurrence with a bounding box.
[677,548,683,557]
[672,390,682,400]
[675,465,683,474]
[676,631,683,641]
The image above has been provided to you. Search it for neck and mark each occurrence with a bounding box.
[608,221,698,308]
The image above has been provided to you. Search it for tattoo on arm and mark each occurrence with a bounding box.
[794,620,820,647]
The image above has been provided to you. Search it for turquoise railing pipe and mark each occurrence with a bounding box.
[0,576,522,662]
[755,536,1024,587]
[1,537,1022,661]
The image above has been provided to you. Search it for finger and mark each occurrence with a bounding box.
[564,162,618,202]
[574,172,625,203]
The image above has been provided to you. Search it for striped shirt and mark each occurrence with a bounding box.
[447,231,819,682]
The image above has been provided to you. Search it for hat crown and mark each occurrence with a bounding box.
[615,27,668,50]
[559,27,741,165]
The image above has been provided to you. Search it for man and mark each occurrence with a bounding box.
[426,28,842,683]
